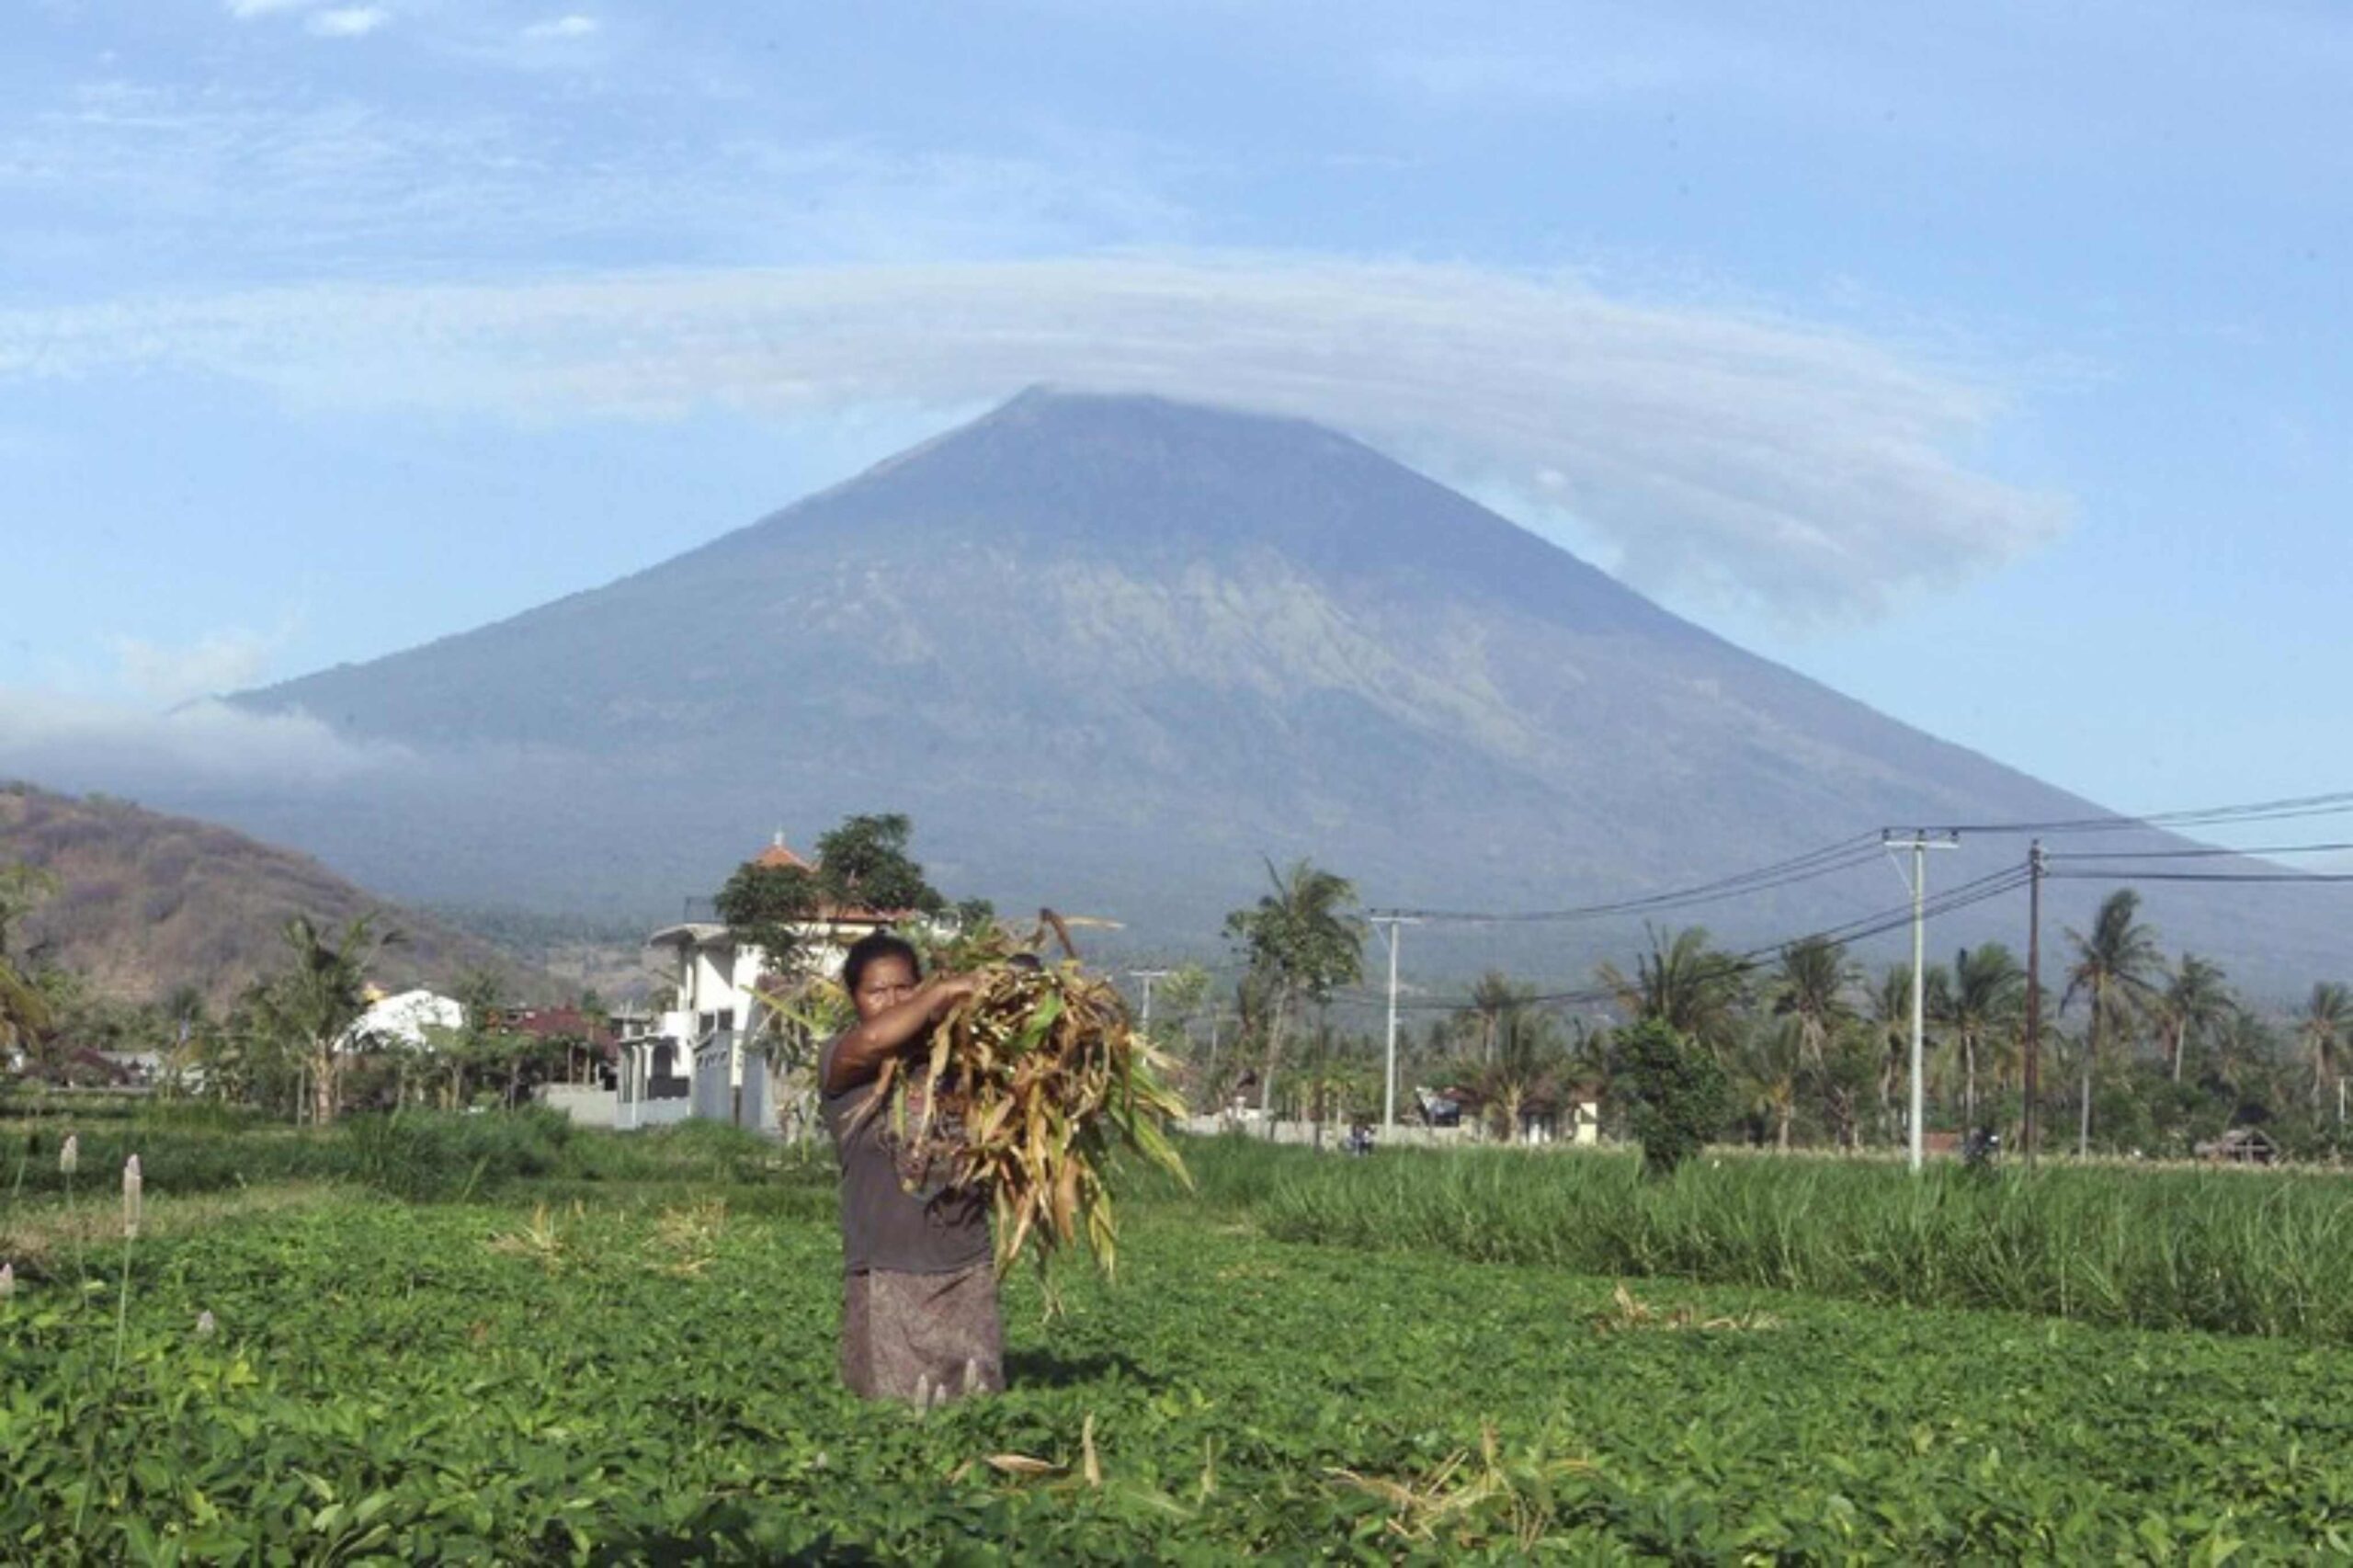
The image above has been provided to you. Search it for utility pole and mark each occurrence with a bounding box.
[1127,970,1171,1045]
[1370,914,1422,1132]
[1884,830,1959,1173]
[2024,839,2044,1169]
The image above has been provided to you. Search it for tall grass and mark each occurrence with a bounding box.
[1117,1130,1298,1214]
[1244,1142,2353,1341]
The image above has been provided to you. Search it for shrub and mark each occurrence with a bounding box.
[344,1108,578,1201]
[1613,1020,1727,1178]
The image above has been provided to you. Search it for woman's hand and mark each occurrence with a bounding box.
[824,971,983,1094]
[918,971,983,1020]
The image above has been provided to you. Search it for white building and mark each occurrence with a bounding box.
[612,836,906,1135]
[337,988,464,1054]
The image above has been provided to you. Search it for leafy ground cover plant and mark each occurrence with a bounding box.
[7,1186,2353,1559]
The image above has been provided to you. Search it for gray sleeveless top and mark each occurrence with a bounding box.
[818,1035,992,1276]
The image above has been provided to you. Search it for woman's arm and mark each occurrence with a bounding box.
[822,974,980,1096]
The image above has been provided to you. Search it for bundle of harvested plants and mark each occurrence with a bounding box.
[866,927,1190,1285]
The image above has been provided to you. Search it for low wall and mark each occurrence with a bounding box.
[615,1096,691,1132]
[1177,1116,1495,1149]
[537,1084,616,1128]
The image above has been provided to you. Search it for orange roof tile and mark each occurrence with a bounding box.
[754,833,813,872]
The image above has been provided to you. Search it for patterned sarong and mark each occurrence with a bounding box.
[840,1264,1005,1406]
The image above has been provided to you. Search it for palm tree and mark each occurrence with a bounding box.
[2061,889,2163,1156]
[0,862,59,1070]
[1741,1019,1804,1150]
[1459,971,1524,1064]
[1224,859,1365,1119]
[250,915,390,1125]
[1869,960,1948,1145]
[1768,937,1859,1069]
[2153,953,2234,1085]
[1598,925,1747,1058]
[0,958,51,1062]
[0,862,60,960]
[2298,983,2353,1112]
[1477,988,1564,1142]
[1812,1023,1879,1151]
[2205,1006,2272,1104]
[1934,943,2025,1131]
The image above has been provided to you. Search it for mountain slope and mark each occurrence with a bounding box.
[217,390,2347,994]
[0,783,551,1012]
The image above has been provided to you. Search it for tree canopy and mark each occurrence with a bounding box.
[714,812,951,970]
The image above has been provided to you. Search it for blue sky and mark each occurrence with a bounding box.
[3,0,2348,843]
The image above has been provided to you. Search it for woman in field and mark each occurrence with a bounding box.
[819,931,1002,1406]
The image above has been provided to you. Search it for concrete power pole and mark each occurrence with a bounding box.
[1127,971,1171,1045]
[2024,840,2044,1169]
[1884,831,1959,1173]
[1370,915,1422,1132]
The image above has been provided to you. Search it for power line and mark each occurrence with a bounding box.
[2047,840,2353,861]
[2047,869,2353,884]
[1930,789,2353,837]
[1365,864,2036,1015]
[1370,834,1885,925]
[1369,789,2353,927]
[1333,786,2353,1017]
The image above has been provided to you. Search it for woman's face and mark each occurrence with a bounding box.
[851,954,919,1023]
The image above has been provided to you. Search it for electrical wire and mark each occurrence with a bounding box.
[1369,833,1885,925]
[1320,788,2353,1016]
[2047,841,2353,861]
[1929,789,2353,837]
[1364,864,2035,1014]
[2047,870,2353,884]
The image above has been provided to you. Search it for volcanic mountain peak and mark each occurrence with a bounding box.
[212,390,2353,994]
[688,388,1649,630]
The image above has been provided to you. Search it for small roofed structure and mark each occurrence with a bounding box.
[611,832,919,1134]
[2194,1127,2278,1165]
[752,833,815,873]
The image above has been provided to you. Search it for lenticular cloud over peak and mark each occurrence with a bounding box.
[0,253,2067,622]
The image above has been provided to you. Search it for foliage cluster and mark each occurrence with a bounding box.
[874,949,1189,1285]
[1611,1018,1728,1176]
[1221,858,1365,1122]
[713,813,953,970]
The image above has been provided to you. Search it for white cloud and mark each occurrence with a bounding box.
[109,630,281,706]
[0,689,411,789]
[0,255,2069,622]
[522,15,598,40]
[224,0,316,17]
[2,85,1183,282]
[307,7,390,37]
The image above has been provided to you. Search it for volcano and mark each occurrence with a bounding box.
[212,390,2345,994]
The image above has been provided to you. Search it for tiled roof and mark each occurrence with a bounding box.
[754,835,814,871]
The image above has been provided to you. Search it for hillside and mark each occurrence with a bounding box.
[0,783,554,1012]
[181,389,2353,995]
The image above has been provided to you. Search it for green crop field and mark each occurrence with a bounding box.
[7,1109,2353,1562]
